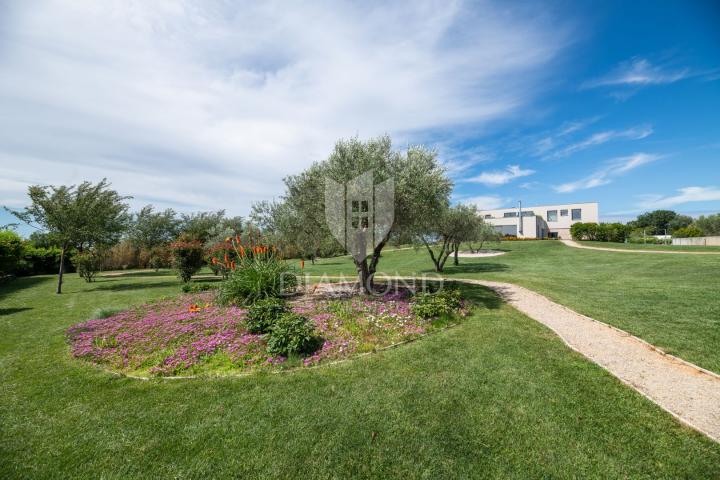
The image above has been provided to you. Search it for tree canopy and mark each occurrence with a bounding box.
[9,179,130,293]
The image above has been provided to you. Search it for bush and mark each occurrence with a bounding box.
[246,298,289,334]
[17,245,62,275]
[266,313,320,356]
[0,230,24,275]
[571,222,629,242]
[170,240,205,282]
[72,251,102,282]
[148,246,172,271]
[695,213,720,236]
[673,226,704,238]
[217,247,297,306]
[180,282,219,293]
[411,288,462,319]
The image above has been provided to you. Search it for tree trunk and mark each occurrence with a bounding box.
[356,259,373,294]
[56,246,66,294]
[453,242,459,266]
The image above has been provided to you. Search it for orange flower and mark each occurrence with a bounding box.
[231,260,236,270]
[188,304,201,313]
[300,259,305,269]
[239,246,246,257]
[211,257,218,265]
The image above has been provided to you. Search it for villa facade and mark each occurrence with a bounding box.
[478,202,599,239]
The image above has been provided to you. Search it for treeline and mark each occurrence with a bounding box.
[570,210,720,243]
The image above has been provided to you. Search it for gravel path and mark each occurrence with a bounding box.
[456,278,720,443]
[561,239,720,254]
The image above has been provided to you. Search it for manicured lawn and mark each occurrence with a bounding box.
[303,240,720,373]
[2,272,720,477]
[579,240,720,251]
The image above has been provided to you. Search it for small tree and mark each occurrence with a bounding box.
[72,251,101,282]
[170,239,205,282]
[8,179,130,293]
[468,222,501,253]
[418,205,479,272]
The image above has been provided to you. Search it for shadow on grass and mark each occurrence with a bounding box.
[0,307,33,316]
[0,276,52,300]
[92,280,180,292]
[443,263,510,274]
[98,270,174,278]
[445,282,503,310]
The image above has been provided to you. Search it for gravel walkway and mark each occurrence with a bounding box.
[457,278,720,443]
[561,239,720,254]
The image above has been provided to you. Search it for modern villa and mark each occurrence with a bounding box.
[478,202,599,239]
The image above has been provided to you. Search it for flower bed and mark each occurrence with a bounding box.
[67,287,469,377]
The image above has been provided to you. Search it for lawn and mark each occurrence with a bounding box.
[2,272,720,478]
[303,240,720,374]
[579,240,720,251]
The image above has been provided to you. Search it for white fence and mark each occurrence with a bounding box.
[672,236,720,246]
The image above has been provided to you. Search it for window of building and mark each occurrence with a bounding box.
[503,212,517,218]
[351,200,370,229]
[521,210,535,217]
[484,214,492,219]
[571,208,582,220]
[547,210,558,222]
[560,209,568,217]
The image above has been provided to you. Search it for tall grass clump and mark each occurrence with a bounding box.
[216,237,297,306]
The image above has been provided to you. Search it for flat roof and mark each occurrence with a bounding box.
[478,201,598,211]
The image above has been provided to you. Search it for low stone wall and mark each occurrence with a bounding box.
[672,236,720,246]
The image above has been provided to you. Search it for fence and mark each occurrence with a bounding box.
[672,236,720,246]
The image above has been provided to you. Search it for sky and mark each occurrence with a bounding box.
[1,0,719,235]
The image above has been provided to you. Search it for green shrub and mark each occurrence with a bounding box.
[673,226,703,238]
[0,230,24,275]
[181,282,219,293]
[246,298,289,334]
[217,255,297,306]
[411,288,462,319]
[266,313,320,356]
[72,251,101,282]
[170,240,205,282]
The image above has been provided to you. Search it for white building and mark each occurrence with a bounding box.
[478,202,599,240]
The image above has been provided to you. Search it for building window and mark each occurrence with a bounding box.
[521,210,535,217]
[571,208,582,220]
[560,209,568,217]
[503,212,517,218]
[547,210,558,222]
[485,214,492,219]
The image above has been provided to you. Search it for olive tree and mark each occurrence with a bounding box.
[286,135,451,292]
[9,179,130,293]
[418,204,481,272]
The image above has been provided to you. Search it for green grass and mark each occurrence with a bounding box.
[2,272,720,477]
[579,240,720,251]
[303,240,720,373]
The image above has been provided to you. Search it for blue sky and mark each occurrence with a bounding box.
[1,0,719,235]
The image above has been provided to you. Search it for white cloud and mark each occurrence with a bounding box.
[583,58,691,88]
[462,195,506,210]
[554,153,659,193]
[637,186,720,209]
[465,165,535,186]
[0,0,570,214]
[547,125,652,158]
